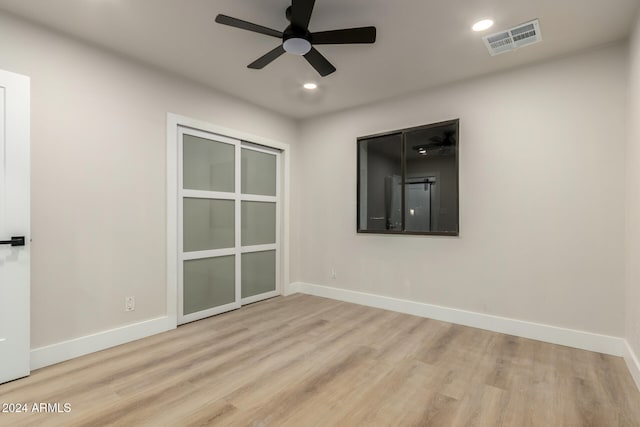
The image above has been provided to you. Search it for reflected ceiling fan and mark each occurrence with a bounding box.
[430,130,457,147]
[215,0,377,77]
[413,131,457,156]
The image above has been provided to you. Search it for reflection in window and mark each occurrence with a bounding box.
[358,133,402,232]
[358,120,459,235]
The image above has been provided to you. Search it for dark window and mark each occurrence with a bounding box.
[357,119,459,236]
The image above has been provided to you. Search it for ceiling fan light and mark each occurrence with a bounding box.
[283,37,312,55]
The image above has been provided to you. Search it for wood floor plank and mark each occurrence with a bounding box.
[1,294,639,426]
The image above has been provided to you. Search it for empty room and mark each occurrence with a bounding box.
[1,0,640,425]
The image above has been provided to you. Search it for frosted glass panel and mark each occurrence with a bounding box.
[184,256,235,315]
[242,251,276,298]
[183,134,235,192]
[241,201,276,246]
[184,198,234,251]
[241,149,276,196]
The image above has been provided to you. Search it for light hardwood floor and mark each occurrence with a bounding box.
[1,294,639,426]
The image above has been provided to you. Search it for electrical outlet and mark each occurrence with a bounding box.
[125,296,135,312]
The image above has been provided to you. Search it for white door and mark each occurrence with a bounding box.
[238,142,281,306]
[0,69,30,384]
[178,127,281,324]
[406,182,431,232]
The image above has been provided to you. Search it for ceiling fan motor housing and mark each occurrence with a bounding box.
[283,26,312,55]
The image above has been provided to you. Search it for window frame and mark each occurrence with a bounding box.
[356,119,460,237]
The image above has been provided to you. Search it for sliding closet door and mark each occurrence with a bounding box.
[178,128,281,324]
[240,144,280,304]
[179,128,241,324]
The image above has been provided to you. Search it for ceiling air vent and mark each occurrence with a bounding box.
[483,19,542,56]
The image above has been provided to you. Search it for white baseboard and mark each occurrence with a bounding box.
[284,282,302,296]
[30,317,175,370]
[289,282,626,357]
[623,340,640,392]
[29,285,635,385]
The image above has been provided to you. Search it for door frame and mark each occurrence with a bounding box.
[166,113,291,327]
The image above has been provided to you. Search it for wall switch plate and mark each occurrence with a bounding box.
[125,296,135,312]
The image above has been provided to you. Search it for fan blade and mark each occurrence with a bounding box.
[303,47,336,77]
[291,0,315,29]
[248,45,286,69]
[215,14,283,38]
[311,27,377,45]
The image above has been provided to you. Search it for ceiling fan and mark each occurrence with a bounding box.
[215,0,377,77]
[413,131,457,156]
[430,130,457,147]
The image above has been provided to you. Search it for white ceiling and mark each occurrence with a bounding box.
[0,0,637,119]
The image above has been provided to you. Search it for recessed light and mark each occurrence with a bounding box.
[472,19,494,32]
[303,82,318,90]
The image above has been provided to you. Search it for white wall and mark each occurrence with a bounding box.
[295,45,627,336]
[0,12,297,348]
[626,14,640,366]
